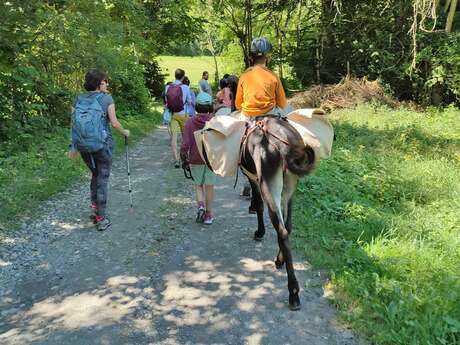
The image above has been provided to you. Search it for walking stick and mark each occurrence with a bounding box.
[125,136,133,210]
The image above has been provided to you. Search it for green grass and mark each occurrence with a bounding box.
[0,105,162,232]
[157,55,244,90]
[293,104,460,344]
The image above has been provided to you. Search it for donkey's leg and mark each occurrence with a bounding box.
[260,166,301,310]
[249,179,265,241]
[283,172,298,234]
[276,172,299,267]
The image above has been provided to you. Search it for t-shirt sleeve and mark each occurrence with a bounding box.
[101,94,114,114]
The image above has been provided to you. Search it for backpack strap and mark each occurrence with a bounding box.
[93,92,107,115]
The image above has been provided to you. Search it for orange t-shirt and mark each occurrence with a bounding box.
[235,65,287,116]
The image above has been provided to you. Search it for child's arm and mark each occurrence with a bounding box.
[275,76,287,109]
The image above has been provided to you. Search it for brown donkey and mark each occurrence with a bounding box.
[240,116,316,310]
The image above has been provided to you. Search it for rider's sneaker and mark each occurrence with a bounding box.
[196,206,205,223]
[174,160,180,169]
[203,213,214,225]
[95,216,112,231]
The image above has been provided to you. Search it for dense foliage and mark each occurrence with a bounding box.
[200,0,460,103]
[294,105,460,345]
[0,0,198,155]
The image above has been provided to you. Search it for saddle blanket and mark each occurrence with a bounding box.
[194,108,334,177]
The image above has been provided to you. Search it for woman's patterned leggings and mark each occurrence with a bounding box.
[80,144,113,217]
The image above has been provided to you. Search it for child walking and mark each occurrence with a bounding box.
[180,92,216,225]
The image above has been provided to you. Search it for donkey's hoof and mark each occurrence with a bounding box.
[274,258,285,269]
[289,294,301,311]
[254,232,264,241]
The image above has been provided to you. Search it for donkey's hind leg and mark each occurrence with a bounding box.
[275,171,299,268]
[259,166,301,310]
[283,172,298,233]
[249,179,266,241]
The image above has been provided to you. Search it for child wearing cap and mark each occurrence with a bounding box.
[235,37,287,118]
[180,92,217,225]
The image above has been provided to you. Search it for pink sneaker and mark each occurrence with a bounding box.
[203,213,214,225]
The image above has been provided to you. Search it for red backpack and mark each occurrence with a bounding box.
[166,84,184,113]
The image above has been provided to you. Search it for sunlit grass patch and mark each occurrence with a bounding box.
[294,104,460,344]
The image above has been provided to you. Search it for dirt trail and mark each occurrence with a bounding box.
[0,127,364,345]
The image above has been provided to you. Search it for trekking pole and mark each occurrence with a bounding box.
[125,136,133,211]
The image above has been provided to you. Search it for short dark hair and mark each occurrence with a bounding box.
[223,73,230,79]
[219,78,227,89]
[84,69,108,91]
[202,71,208,77]
[250,54,268,65]
[183,76,190,86]
[195,103,213,113]
[175,68,185,80]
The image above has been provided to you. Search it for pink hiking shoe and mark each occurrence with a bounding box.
[203,213,214,225]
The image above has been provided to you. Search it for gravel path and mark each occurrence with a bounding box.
[0,127,364,345]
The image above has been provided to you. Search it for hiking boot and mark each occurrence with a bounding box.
[203,213,214,225]
[196,206,205,223]
[96,216,112,231]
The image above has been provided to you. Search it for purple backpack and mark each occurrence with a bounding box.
[166,84,184,113]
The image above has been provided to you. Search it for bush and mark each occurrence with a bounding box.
[142,59,166,98]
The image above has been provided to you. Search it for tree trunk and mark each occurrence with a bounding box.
[444,0,452,13]
[244,0,253,67]
[206,31,220,83]
[445,0,457,32]
[278,33,284,79]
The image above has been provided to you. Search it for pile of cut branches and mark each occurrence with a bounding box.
[289,77,398,112]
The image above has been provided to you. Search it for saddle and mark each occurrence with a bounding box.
[194,108,334,177]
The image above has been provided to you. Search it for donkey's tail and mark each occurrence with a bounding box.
[286,144,316,177]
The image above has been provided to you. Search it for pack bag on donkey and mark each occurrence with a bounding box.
[71,93,108,152]
[166,83,184,113]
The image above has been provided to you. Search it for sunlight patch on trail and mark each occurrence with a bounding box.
[0,275,148,345]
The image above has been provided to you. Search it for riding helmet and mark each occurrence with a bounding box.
[250,37,273,56]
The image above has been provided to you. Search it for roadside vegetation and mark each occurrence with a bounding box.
[0,108,161,232]
[294,104,460,345]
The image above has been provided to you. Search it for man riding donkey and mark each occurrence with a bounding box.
[194,37,334,310]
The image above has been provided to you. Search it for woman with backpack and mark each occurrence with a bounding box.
[68,69,130,231]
